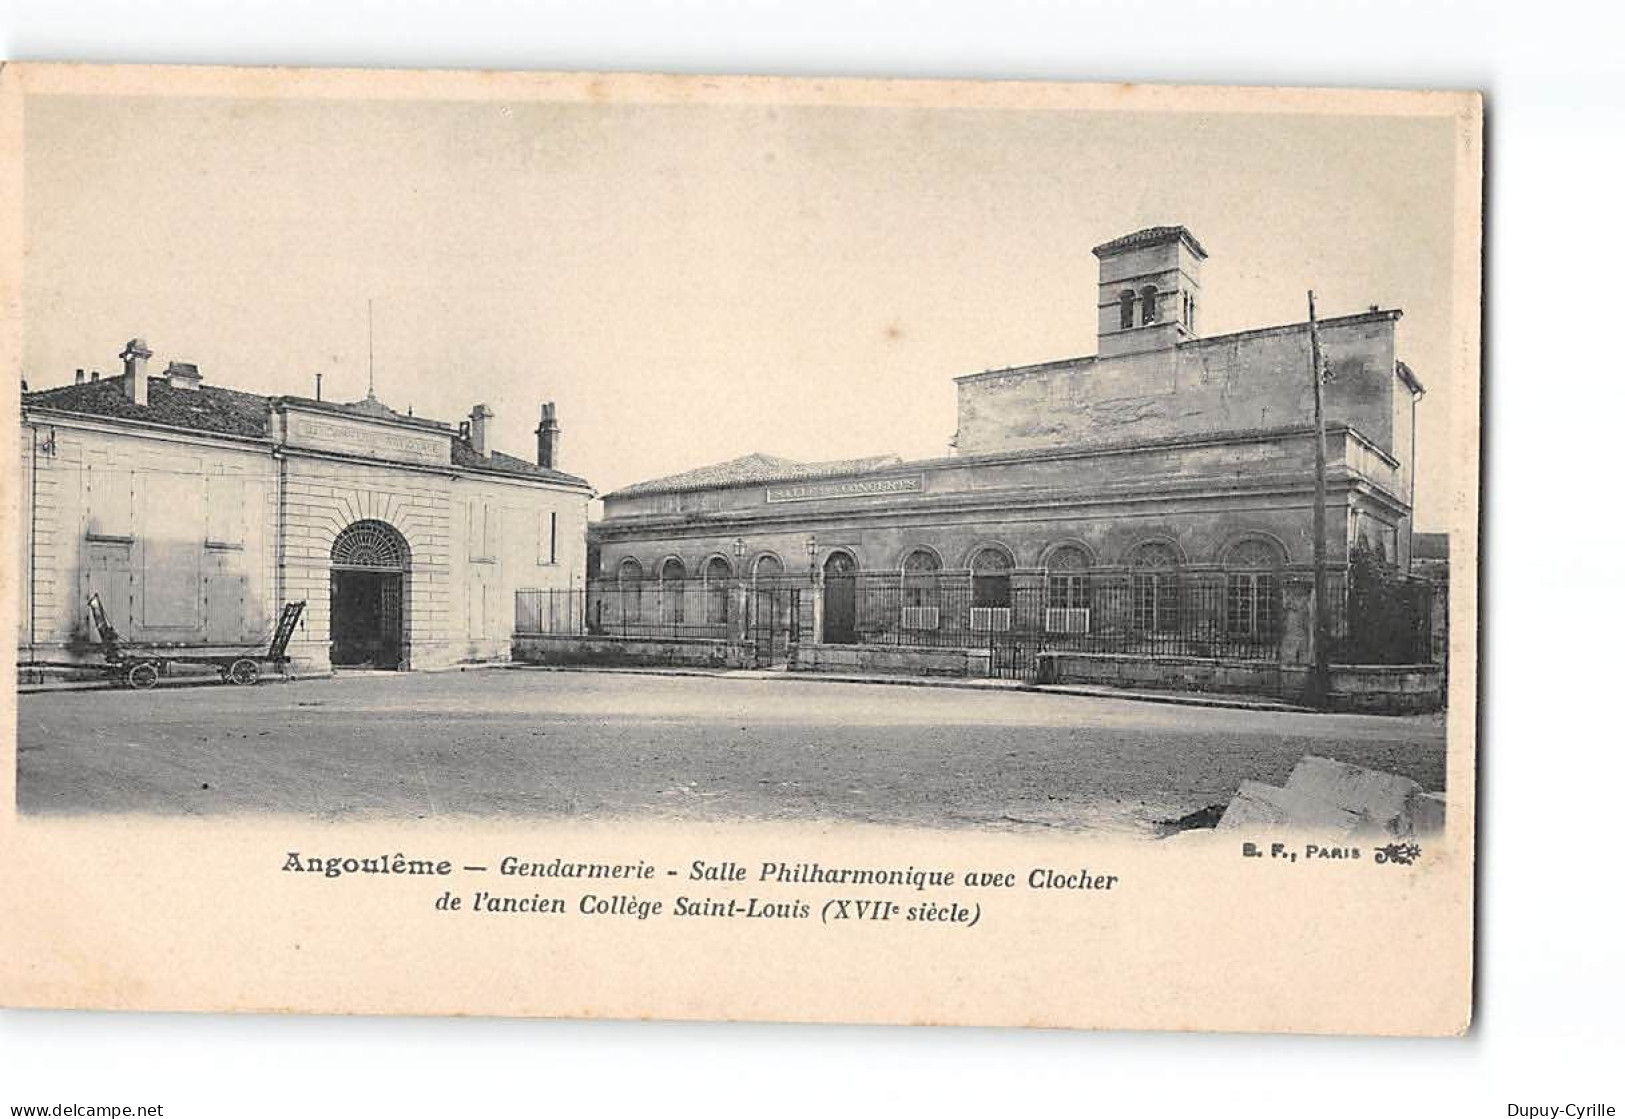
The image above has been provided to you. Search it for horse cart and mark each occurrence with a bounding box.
[84,594,307,689]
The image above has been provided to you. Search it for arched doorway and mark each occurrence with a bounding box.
[330,520,410,669]
[822,550,858,644]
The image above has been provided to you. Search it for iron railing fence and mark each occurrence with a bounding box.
[824,571,1284,660]
[1324,568,1434,665]
[518,567,1434,665]
[515,586,588,638]
[517,576,811,643]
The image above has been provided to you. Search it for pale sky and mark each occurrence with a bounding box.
[22,92,1461,527]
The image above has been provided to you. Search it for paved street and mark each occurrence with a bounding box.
[15,668,1448,834]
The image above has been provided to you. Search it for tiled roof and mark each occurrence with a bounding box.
[606,451,904,498]
[25,373,590,488]
[1091,225,1208,260]
[23,374,272,438]
[451,438,592,489]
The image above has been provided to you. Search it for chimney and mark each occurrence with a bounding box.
[536,402,561,470]
[91,369,101,382]
[165,361,203,392]
[119,338,152,405]
[468,404,493,459]
[75,368,85,385]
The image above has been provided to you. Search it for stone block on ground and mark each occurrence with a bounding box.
[1407,790,1447,834]
[1284,755,1424,835]
[1216,780,1364,834]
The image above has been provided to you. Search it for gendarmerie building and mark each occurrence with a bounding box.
[588,226,1427,675]
[19,339,590,675]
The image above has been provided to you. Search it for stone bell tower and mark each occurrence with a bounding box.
[1092,226,1207,359]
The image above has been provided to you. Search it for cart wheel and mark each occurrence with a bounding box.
[126,662,159,690]
[229,659,261,686]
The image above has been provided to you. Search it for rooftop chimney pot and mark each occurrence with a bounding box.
[536,401,562,470]
[119,338,153,406]
[469,404,494,459]
[165,361,203,392]
[75,368,86,385]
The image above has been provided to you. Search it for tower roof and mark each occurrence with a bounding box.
[1091,225,1208,260]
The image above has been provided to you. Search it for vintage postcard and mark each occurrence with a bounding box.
[0,63,1481,1034]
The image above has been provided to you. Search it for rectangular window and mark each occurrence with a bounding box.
[662,584,685,626]
[1045,574,1092,634]
[140,473,205,628]
[1134,573,1176,632]
[901,605,940,630]
[549,511,557,565]
[206,475,245,547]
[87,464,133,539]
[1227,573,1279,638]
[86,540,134,638]
[706,581,729,625]
[972,574,1011,609]
[1047,574,1090,610]
[468,499,496,562]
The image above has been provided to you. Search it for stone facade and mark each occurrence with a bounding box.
[596,424,1405,583]
[591,226,1425,643]
[20,344,591,675]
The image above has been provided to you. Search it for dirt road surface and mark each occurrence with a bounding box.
[15,668,1448,835]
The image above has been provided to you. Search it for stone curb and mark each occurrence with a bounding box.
[503,662,1313,713]
[17,658,1310,713]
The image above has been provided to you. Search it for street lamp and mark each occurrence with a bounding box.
[731,536,748,641]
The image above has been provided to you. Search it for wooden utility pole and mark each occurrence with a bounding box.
[1306,291,1331,708]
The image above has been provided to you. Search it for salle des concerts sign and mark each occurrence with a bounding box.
[765,475,924,503]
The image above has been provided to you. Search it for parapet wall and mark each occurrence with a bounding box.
[512,633,755,671]
[955,312,1401,460]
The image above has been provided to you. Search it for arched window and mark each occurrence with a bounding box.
[1224,539,1283,640]
[823,551,858,578]
[970,547,1013,608]
[1130,541,1179,632]
[1119,290,1136,330]
[331,520,409,571]
[969,547,1013,632]
[1044,545,1092,611]
[703,555,732,626]
[616,557,644,623]
[753,554,784,582]
[659,557,686,626]
[1140,285,1159,325]
[901,548,942,627]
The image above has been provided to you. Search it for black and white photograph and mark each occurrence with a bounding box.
[11,3,1625,1117]
[0,45,1504,1105]
[13,76,1470,846]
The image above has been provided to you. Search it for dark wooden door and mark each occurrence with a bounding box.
[823,553,857,644]
[330,572,403,668]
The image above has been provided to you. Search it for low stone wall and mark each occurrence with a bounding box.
[1036,651,1281,696]
[1324,664,1443,714]
[792,643,991,678]
[511,633,754,670]
[1038,652,1443,713]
